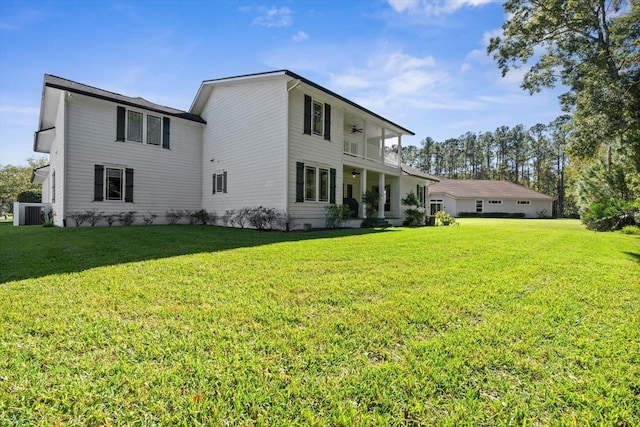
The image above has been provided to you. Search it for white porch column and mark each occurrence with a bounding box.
[397,135,402,168]
[378,173,386,219]
[360,169,367,218]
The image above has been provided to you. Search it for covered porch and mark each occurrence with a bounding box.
[342,165,402,224]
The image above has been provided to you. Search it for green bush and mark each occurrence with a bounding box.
[361,190,380,228]
[324,204,351,229]
[620,225,640,235]
[16,189,42,203]
[435,210,456,226]
[401,192,425,226]
[582,198,638,231]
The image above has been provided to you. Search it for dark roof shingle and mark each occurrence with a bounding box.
[44,74,205,123]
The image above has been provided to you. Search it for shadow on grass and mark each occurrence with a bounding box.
[623,251,640,263]
[0,222,394,283]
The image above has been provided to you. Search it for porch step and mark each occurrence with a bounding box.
[373,218,391,227]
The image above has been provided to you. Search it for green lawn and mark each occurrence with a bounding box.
[1,220,638,426]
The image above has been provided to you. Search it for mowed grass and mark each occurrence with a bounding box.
[0,220,638,426]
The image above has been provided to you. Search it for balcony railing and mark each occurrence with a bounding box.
[343,137,399,167]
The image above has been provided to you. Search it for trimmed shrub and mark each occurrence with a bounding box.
[165,210,184,225]
[324,204,351,229]
[143,213,157,225]
[248,206,278,230]
[435,210,456,226]
[117,211,137,226]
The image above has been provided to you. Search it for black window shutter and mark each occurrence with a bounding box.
[212,174,216,194]
[303,95,311,135]
[423,186,427,208]
[162,117,170,149]
[296,162,304,202]
[223,171,228,193]
[94,165,104,201]
[324,103,331,141]
[125,168,134,202]
[116,106,126,141]
[330,168,336,204]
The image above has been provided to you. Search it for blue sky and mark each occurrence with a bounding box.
[0,0,564,166]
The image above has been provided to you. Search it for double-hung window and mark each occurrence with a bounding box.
[106,168,124,200]
[318,168,329,202]
[303,95,331,141]
[94,164,134,203]
[312,101,323,135]
[117,106,170,149]
[147,115,162,146]
[304,166,329,202]
[127,111,143,142]
[305,167,316,201]
[212,171,228,194]
[297,162,335,203]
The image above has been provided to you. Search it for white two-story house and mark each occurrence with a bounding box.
[30,70,437,228]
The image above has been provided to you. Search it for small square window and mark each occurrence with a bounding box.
[517,200,530,205]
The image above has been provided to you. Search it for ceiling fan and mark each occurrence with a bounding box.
[351,125,363,134]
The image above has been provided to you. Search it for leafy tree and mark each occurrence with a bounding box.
[488,0,640,171]
[0,157,48,215]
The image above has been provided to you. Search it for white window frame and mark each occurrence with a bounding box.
[475,200,483,213]
[304,165,330,203]
[147,114,162,146]
[105,167,125,201]
[305,166,317,201]
[216,173,224,193]
[319,168,329,202]
[517,200,531,205]
[429,199,443,215]
[312,100,324,136]
[51,171,56,203]
[126,109,164,146]
[488,200,502,205]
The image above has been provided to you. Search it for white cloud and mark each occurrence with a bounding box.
[253,7,292,28]
[387,0,500,16]
[293,30,308,42]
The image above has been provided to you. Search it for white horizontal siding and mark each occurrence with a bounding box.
[201,78,288,216]
[287,86,344,225]
[49,91,66,226]
[64,93,203,223]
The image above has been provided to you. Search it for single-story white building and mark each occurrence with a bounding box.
[428,179,554,218]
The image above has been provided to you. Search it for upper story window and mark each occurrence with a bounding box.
[127,111,143,142]
[117,106,170,149]
[147,115,162,146]
[313,100,323,135]
[303,95,331,141]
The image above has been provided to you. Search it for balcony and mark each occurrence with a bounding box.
[343,135,400,167]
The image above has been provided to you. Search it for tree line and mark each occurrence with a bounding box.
[403,0,639,230]
[402,116,574,217]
